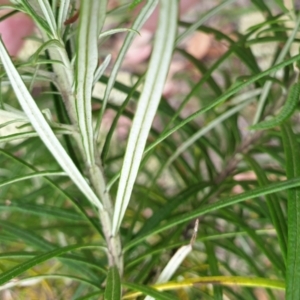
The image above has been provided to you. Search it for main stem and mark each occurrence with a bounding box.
[48,45,123,275]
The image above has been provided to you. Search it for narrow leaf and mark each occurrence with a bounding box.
[57,0,70,34]
[281,123,300,299]
[0,171,67,187]
[245,155,287,263]
[112,0,177,235]
[104,266,121,300]
[93,54,111,85]
[75,0,101,165]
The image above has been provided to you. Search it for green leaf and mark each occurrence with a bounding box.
[281,123,300,299]
[122,282,177,300]
[75,0,102,165]
[245,155,287,263]
[112,0,178,235]
[250,83,300,130]
[104,266,121,300]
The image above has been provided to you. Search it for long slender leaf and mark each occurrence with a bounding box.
[104,266,121,300]
[0,171,67,187]
[75,0,102,165]
[0,149,102,235]
[281,122,300,299]
[245,155,287,263]
[113,0,177,234]
[112,0,178,235]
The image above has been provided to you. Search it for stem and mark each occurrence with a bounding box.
[46,36,124,275]
[89,163,123,274]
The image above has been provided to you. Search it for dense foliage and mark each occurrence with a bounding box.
[0,1,299,299]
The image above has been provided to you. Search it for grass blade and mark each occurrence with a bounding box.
[104,266,121,300]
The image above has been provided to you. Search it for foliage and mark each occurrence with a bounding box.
[0,0,299,299]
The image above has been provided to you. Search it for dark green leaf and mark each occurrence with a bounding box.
[281,123,300,299]
[104,266,121,300]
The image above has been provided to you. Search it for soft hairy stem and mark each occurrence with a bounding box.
[46,37,123,275]
[89,164,123,274]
